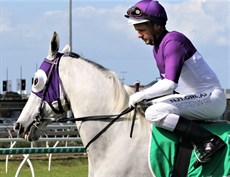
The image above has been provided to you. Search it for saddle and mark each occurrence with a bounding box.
[172,120,229,177]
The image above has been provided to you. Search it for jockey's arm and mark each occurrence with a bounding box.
[129,78,177,107]
[142,78,177,100]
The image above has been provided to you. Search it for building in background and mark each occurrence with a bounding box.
[17,79,26,95]
[2,80,12,93]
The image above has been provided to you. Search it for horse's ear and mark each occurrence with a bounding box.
[61,45,71,53]
[47,31,60,59]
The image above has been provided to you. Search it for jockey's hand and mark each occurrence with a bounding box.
[129,91,144,107]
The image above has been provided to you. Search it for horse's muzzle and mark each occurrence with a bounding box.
[14,122,40,141]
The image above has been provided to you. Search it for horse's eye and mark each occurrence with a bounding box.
[34,78,38,85]
[32,69,47,93]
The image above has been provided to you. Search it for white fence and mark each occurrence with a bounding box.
[0,123,85,177]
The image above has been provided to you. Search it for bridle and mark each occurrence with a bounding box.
[33,52,70,126]
[31,52,136,150]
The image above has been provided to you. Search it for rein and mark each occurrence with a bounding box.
[52,107,134,150]
[130,81,140,138]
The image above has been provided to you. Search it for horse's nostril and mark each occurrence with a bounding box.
[14,122,24,135]
[14,122,20,130]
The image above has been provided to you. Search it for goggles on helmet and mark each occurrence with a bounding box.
[127,6,151,18]
[126,6,166,25]
[127,6,142,16]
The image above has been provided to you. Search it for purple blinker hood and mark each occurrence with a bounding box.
[32,53,63,106]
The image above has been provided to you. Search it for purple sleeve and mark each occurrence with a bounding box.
[164,40,188,83]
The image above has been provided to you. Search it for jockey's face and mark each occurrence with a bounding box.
[134,22,162,46]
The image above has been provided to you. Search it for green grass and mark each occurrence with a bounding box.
[0,157,88,177]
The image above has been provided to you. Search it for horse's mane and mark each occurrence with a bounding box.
[65,52,144,118]
[71,53,130,113]
[64,51,109,74]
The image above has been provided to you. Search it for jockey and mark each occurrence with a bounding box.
[125,0,226,168]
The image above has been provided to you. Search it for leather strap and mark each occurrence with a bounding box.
[172,136,193,177]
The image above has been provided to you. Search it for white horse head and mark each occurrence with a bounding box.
[14,32,72,141]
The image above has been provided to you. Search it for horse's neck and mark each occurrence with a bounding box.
[59,56,129,129]
[61,58,117,112]
[58,57,150,146]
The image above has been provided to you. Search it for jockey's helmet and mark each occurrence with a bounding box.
[125,0,167,26]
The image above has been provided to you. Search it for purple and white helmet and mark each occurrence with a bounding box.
[125,0,167,25]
